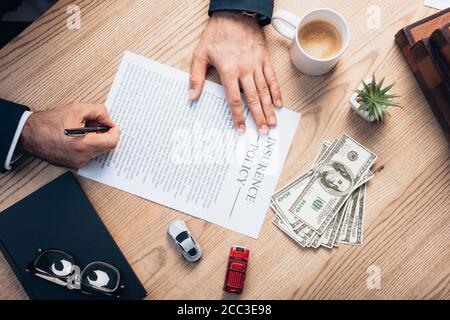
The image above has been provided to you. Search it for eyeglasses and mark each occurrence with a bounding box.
[26,249,124,299]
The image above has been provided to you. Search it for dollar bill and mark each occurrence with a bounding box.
[271,169,315,225]
[310,232,322,248]
[271,141,334,238]
[271,135,375,250]
[339,186,361,243]
[320,201,348,248]
[354,184,366,245]
[273,216,311,247]
[341,184,366,245]
[333,208,347,247]
[273,169,372,249]
[289,134,377,234]
[271,141,333,247]
[293,169,372,242]
[271,140,334,225]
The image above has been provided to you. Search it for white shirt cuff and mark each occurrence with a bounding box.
[4,111,33,171]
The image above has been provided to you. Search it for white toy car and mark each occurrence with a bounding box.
[168,220,202,262]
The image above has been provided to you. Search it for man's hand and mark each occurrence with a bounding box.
[19,102,120,169]
[189,11,283,135]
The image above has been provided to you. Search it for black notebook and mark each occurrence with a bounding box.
[0,172,147,300]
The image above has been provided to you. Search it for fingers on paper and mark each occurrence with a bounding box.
[263,60,283,109]
[255,69,277,127]
[189,51,208,101]
[221,75,246,133]
[240,76,268,135]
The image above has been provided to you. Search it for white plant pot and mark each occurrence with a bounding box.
[349,78,376,122]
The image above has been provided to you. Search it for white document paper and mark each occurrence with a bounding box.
[79,52,300,238]
[424,0,450,9]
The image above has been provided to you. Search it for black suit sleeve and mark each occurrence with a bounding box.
[0,99,29,174]
[0,0,22,18]
[209,0,274,26]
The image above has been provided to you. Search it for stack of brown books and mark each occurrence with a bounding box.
[395,8,450,141]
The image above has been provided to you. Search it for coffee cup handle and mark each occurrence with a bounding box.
[272,10,300,40]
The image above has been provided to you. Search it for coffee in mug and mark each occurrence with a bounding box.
[272,8,350,76]
[298,20,342,60]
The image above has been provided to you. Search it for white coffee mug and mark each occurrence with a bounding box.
[272,8,350,76]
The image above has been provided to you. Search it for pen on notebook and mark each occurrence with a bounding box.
[64,126,110,136]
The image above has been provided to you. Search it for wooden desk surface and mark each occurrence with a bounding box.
[0,0,449,300]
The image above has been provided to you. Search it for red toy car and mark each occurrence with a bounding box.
[223,246,250,294]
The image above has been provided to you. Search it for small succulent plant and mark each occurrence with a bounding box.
[355,74,401,122]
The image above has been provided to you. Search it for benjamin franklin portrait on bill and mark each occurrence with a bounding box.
[318,161,354,196]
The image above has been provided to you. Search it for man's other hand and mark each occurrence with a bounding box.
[189,11,283,135]
[19,102,120,169]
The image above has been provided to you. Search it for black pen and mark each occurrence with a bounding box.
[64,126,110,136]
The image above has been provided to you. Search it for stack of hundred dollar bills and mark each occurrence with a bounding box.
[271,134,377,249]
